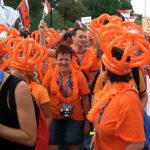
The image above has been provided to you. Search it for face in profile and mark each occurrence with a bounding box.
[56,53,72,73]
[100,63,108,83]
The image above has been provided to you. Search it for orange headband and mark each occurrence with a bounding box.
[0,24,20,57]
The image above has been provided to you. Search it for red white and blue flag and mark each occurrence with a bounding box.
[42,0,51,19]
[17,0,30,28]
[129,16,137,22]
[117,9,130,21]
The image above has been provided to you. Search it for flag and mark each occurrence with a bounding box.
[75,21,85,28]
[42,0,51,19]
[17,0,30,28]
[117,9,130,21]
[0,0,6,24]
[129,16,137,22]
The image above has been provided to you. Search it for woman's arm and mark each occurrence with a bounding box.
[38,20,47,47]
[0,81,37,146]
[41,102,53,126]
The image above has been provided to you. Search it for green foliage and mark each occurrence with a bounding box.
[119,0,133,10]
[30,9,74,31]
[4,0,134,30]
[4,0,74,31]
[80,0,133,18]
[56,0,87,23]
[29,0,43,12]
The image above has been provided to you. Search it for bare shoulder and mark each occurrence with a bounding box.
[15,81,33,105]
[15,81,30,93]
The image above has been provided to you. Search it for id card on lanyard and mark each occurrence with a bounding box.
[58,73,71,98]
[74,48,86,65]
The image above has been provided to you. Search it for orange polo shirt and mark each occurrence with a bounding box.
[42,69,53,90]
[30,81,50,105]
[94,87,145,150]
[72,47,99,81]
[43,68,90,121]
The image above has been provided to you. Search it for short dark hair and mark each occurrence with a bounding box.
[63,31,73,41]
[72,27,86,36]
[56,44,74,59]
[19,28,31,38]
[103,47,132,83]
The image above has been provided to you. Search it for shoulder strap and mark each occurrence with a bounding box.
[132,67,140,91]
[31,95,40,125]
[7,75,39,125]
[7,75,22,112]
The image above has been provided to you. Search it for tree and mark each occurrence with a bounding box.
[80,0,133,19]
[119,0,133,10]
[5,0,43,12]
[56,0,87,23]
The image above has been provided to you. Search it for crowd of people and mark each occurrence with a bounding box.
[0,13,150,150]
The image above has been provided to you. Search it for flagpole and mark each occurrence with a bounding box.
[49,0,52,27]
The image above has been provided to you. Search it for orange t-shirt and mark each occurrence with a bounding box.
[30,81,50,105]
[38,57,56,82]
[42,69,53,90]
[43,68,90,121]
[93,72,103,94]
[72,47,99,80]
[94,88,145,150]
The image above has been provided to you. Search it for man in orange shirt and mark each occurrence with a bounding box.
[71,27,99,85]
[43,44,91,150]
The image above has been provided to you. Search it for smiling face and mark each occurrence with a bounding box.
[56,53,72,74]
[72,29,88,48]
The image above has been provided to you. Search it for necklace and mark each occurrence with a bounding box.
[52,65,79,103]
[87,82,130,123]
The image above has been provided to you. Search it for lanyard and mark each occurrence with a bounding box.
[74,48,86,64]
[43,59,49,71]
[0,70,4,85]
[58,73,71,98]
[97,98,111,124]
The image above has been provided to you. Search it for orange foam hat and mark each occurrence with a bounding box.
[101,30,150,75]
[10,38,47,72]
[31,28,60,48]
[0,23,20,57]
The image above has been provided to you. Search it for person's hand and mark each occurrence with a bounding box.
[87,26,96,35]
[84,120,91,135]
[38,20,47,33]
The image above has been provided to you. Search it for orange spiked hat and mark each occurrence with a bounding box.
[31,28,60,48]
[0,23,20,57]
[10,38,47,72]
[101,31,150,75]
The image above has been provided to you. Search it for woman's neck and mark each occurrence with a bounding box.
[59,69,71,77]
[107,80,113,89]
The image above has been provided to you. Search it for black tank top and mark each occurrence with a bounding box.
[0,75,34,150]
